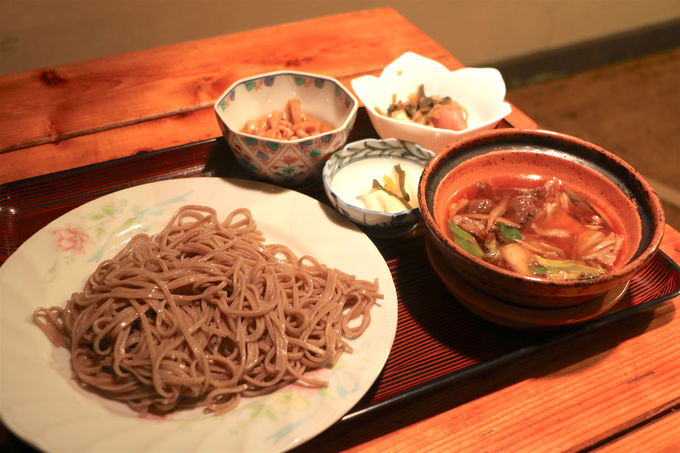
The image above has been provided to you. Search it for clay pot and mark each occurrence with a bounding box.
[418,128,665,309]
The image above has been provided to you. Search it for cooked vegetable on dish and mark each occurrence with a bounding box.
[358,164,417,213]
[443,176,625,280]
[242,97,334,140]
[376,84,468,131]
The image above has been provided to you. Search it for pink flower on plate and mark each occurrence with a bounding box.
[52,226,90,253]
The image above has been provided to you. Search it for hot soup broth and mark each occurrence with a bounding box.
[442,175,629,280]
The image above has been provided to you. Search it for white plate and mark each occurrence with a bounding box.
[0,177,398,453]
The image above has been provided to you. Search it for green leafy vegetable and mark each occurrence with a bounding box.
[499,223,522,241]
[370,178,411,211]
[530,256,606,280]
[448,222,484,258]
[531,266,549,275]
[368,164,413,211]
[394,165,409,202]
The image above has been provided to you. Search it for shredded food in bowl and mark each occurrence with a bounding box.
[242,98,334,140]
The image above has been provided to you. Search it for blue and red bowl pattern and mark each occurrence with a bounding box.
[218,114,354,185]
[228,131,351,184]
[216,73,357,185]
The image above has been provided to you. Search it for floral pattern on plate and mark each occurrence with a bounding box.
[44,192,192,283]
[0,177,397,453]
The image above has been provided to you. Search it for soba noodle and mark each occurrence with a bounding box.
[33,205,381,416]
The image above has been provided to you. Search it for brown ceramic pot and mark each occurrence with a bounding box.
[418,129,665,309]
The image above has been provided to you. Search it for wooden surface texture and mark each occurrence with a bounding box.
[0,7,678,453]
[0,8,534,184]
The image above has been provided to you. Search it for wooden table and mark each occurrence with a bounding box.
[1,8,678,452]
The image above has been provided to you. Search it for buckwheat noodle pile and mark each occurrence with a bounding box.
[33,205,381,416]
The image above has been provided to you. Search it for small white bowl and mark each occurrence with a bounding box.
[322,138,433,234]
[351,52,512,153]
[214,71,358,186]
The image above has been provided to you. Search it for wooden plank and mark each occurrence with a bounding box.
[595,409,680,452]
[0,6,538,185]
[0,8,457,153]
[0,108,218,184]
[320,301,680,452]
[0,105,536,185]
[505,104,538,130]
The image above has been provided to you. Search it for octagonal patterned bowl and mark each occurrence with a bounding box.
[214,71,358,186]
